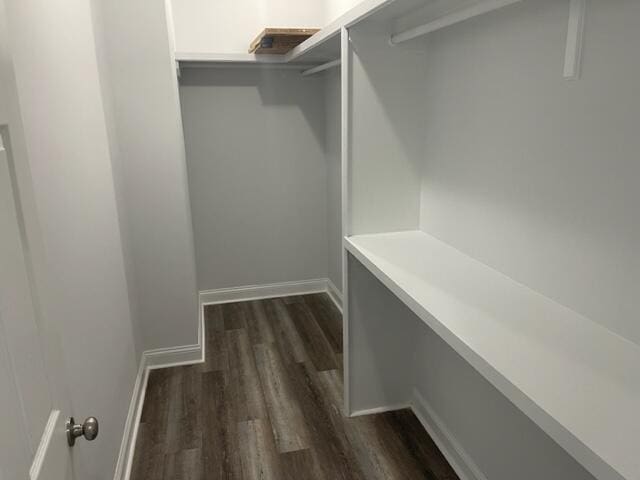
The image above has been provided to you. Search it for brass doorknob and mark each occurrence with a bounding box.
[66,416,99,446]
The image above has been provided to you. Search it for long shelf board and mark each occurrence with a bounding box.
[285,0,400,63]
[174,52,318,72]
[175,0,426,66]
[345,231,639,480]
[175,0,523,67]
[174,0,393,67]
[175,52,289,64]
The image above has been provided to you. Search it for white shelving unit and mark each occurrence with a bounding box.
[176,0,523,69]
[345,231,639,480]
[175,0,584,71]
[173,0,416,67]
[331,1,633,480]
[174,1,632,479]
[174,52,310,72]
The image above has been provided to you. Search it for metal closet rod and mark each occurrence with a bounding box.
[301,59,341,77]
[389,0,523,45]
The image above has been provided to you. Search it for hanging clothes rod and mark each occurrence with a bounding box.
[389,0,523,45]
[301,59,341,77]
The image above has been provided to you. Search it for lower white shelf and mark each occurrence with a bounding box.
[345,231,639,480]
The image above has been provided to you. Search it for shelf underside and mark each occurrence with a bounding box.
[345,230,639,480]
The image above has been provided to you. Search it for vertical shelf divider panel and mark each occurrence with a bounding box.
[345,15,428,415]
[340,26,353,416]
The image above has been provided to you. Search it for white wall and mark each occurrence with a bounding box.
[325,0,362,23]
[418,0,640,346]
[90,0,200,352]
[349,23,426,235]
[169,0,364,54]
[179,68,329,291]
[324,68,343,291]
[170,0,327,54]
[2,0,138,476]
[90,0,142,356]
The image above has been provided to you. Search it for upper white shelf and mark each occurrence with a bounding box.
[345,230,639,480]
[175,52,288,63]
[284,0,425,63]
[174,0,426,67]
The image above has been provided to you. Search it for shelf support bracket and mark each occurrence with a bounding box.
[389,0,523,45]
[563,0,586,80]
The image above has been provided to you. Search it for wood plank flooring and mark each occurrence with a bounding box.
[130,293,460,480]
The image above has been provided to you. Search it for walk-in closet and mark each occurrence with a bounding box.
[1,0,638,479]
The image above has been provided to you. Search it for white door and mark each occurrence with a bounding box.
[1,0,142,476]
[0,133,78,480]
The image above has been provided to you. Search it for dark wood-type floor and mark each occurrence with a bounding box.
[130,293,460,480]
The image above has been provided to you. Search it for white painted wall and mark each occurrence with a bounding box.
[325,0,362,23]
[89,0,142,357]
[349,23,426,235]
[179,68,329,291]
[2,0,139,477]
[324,68,343,292]
[418,0,640,346]
[170,0,327,54]
[168,0,365,54]
[90,0,200,352]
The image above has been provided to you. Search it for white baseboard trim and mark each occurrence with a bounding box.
[113,357,148,480]
[347,391,486,480]
[200,278,343,308]
[349,403,409,417]
[326,278,343,312]
[199,278,328,305]
[144,343,203,369]
[114,341,204,479]
[411,389,488,480]
[115,278,343,479]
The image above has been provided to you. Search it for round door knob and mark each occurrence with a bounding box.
[66,416,99,446]
[83,417,99,441]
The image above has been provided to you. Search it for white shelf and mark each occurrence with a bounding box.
[345,230,639,480]
[174,52,318,72]
[174,0,427,67]
[285,0,418,63]
[175,52,287,63]
[174,52,312,70]
[175,0,522,67]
